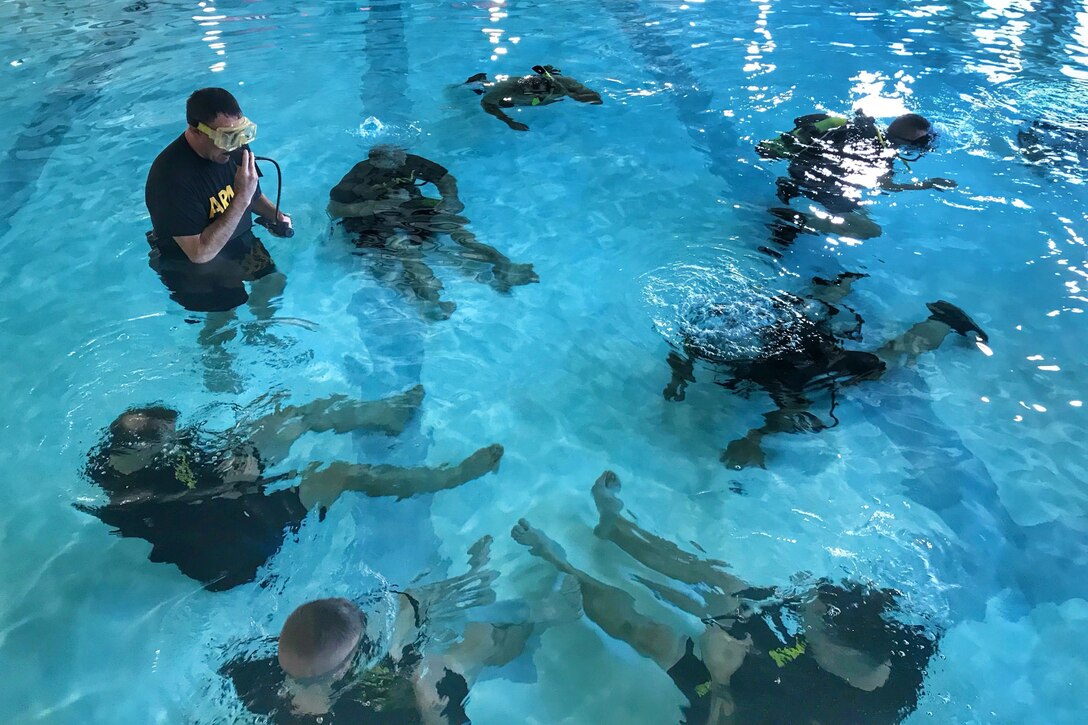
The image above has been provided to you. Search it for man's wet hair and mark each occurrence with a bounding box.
[278,598,369,680]
[886,113,933,143]
[186,87,243,127]
[108,406,179,451]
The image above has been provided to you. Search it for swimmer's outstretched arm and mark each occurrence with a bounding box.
[481,88,529,131]
[798,597,891,691]
[722,396,819,470]
[413,621,534,724]
[880,174,956,192]
[557,76,603,104]
[327,199,403,219]
[663,351,695,401]
[295,443,503,509]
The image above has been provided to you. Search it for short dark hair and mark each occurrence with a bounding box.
[886,113,932,142]
[108,406,179,450]
[186,88,243,127]
[278,598,368,680]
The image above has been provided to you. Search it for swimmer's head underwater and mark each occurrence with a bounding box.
[278,598,373,714]
[106,406,180,476]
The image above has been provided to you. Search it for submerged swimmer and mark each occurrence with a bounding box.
[663,273,988,469]
[329,144,538,320]
[79,391,504,590]
[465,64,603,131]
[223,539,581,722]
[1017,119,1088,173]
[513,471,937,724]
[757,110,956,245]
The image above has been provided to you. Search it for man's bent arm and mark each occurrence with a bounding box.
[173,197,251,264]
[251,193,286,222]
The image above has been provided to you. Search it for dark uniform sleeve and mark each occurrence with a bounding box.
[406,155,449,185]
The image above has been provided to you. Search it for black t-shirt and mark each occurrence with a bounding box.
[788,114,894,187]
[222,640,470,724]
[669,599,936,725]
[145,134,261,260]
[79,435,308,591]
[329,155,449,205]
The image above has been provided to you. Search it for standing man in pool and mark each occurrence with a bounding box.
[144,88,293,390]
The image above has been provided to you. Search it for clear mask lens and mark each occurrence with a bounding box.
[199,118,258,151]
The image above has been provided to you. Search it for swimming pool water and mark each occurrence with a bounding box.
[1,0,1086,722]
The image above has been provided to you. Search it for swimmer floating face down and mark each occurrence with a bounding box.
[465,65,603,131]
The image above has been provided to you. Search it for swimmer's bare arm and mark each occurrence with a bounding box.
[700,627,752,724]
[326,199,403,219]
[481,86,529,131]
[881,173,956,192]
[172,149,260,263]
[557,76,603,104]
[251,193,292,231]
[800,598,891,691]
[434,173,465,214]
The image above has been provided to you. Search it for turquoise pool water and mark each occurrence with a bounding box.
[1,0,1086,722]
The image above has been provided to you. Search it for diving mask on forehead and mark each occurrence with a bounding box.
[196,117,257,152]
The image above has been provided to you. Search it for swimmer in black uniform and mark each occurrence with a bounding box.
[222,539,581,723]
[1017,119,1088,173]
[329,145,538,320]
[662,273,988,469]
[465,64,602,131]
[78,388,504,590]
[757,110,956,245]
[513,471,937,725]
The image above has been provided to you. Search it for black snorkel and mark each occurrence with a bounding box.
[249,149,294,238]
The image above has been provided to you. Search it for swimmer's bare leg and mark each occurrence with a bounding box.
[241,386,426,463]
[876,301,987,368]
[246,270,286,321]
[807,272,868,305]
[663,351,695,401]
[439,219,538,292]
[296,443,503,510]
[395,246,456,321]
[198,309,242,393]
[512,519,687,670]
[592,472,746,600]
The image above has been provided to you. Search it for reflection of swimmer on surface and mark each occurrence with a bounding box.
[329,145,538,320]
[1017,119,1088,171]
[465,64,603,132]
[662,273,988,469]
[77,389,504,590]
[757,110,956,246]
[222,539,580,723]
[513,471,937,725]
